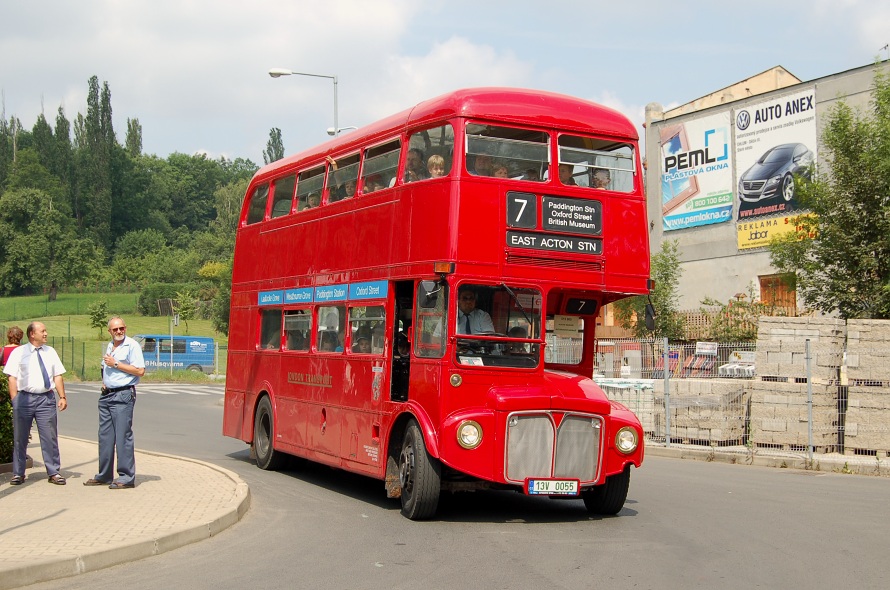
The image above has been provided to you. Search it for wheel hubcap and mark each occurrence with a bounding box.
[399,444,415,494]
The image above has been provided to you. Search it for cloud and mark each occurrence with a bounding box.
[354,37,531,122]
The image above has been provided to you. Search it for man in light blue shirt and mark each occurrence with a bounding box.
[83,316,145,489]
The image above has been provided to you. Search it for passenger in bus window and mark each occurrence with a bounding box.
[344,179,357,198]
[491,161,509,178]
[470,154,493,176]
[307,192,321,208]
[427,155,446,178]
[404,148,429,183]
[364,174,385,193]
[456,287,494,334]
[506,326,528,354]
[524,168,541,182]
[319,331,341,352]
[352,335,372,354]
[591,168,611,189]
[558,163,577,186]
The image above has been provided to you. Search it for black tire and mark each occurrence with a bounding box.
[781,174,795,202]
[582,467,630,515]
[398,421,441,520]
[187,364,203,373]
[254,395,285,471]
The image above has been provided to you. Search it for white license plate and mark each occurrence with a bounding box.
[525,478,580,495]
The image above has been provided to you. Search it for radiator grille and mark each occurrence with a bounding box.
[505,412,603,483]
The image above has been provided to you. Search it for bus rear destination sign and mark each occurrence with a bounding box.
[507,231,602,255]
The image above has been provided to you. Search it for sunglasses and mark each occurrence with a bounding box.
[111,327,127,332]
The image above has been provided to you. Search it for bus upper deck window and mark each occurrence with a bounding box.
[557,135,636,193]
[270,174,297,218]
[405,125,454,183]
[327,154,360,202]
[245,183,270,225]
[465,123,548,181]
[296,166,325,211]
[362,139,401,193]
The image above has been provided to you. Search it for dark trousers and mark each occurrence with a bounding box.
[12,391,61,477]
[95,387,137,484]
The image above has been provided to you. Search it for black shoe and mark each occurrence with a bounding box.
[10,475,24,485]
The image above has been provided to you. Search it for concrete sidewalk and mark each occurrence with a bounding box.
[0,436,249,590]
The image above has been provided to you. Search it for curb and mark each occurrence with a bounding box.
[646,444,890,476]
[0,438,250,590]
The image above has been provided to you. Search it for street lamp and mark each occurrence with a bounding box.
[326,125,357,136]
[268,67,339,136]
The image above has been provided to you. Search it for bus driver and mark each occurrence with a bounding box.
[456,287,494,334]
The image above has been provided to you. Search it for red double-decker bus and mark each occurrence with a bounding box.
[223,88,650,519]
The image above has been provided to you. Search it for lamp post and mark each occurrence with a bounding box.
[269,68,339,136]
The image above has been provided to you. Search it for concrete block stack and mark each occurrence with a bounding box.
[843,319,890,454]
[754,316,845,383]
[749,317,844,451]
[747,380,840,450]
[653,379,749,444]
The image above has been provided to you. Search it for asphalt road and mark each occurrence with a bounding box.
[28,382,890,590]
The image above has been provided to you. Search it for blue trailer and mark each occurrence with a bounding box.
[134,334,215,374]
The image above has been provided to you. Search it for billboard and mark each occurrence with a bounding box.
[734,88,816,221]
[660,111,734,231]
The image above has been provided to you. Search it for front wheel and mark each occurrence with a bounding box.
[781,174,795,201]
[582,467,630,515]
[398,421,441,520]
[254,395,285,471]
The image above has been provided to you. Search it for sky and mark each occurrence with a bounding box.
[2,0,888,164]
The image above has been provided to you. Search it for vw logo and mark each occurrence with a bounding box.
[736,110,751,131]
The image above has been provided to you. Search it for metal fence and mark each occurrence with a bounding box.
[594,338,890,461]
[594,338,756,380]
[42,338,227,381]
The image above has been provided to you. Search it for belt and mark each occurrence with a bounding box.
[19,390,53,395]
[102,385,135,395]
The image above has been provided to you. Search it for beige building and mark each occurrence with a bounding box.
[642,61,890,314]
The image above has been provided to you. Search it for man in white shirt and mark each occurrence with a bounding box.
[3,321,68,486]
[456,287,494,334]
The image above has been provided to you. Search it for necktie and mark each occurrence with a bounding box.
[464,314,472,335]
[35,347,51,390]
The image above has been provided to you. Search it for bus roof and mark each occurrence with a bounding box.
[256,87,638,179]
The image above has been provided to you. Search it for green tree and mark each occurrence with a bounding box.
[701,285,781,342]
[125,117,142,157]
[74,76,114,248]
[88,299,110,338]
[175,290,199,334]
[0,188,100,298]
[263,127,285,164]
[769,67,890,319]
[614,239,685,339]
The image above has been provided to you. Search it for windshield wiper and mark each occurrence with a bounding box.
[500,283,534,326]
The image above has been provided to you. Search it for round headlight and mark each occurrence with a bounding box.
[615,427,638,454]
[457,420,482,449]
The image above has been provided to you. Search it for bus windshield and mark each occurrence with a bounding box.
[454,283,542,368]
